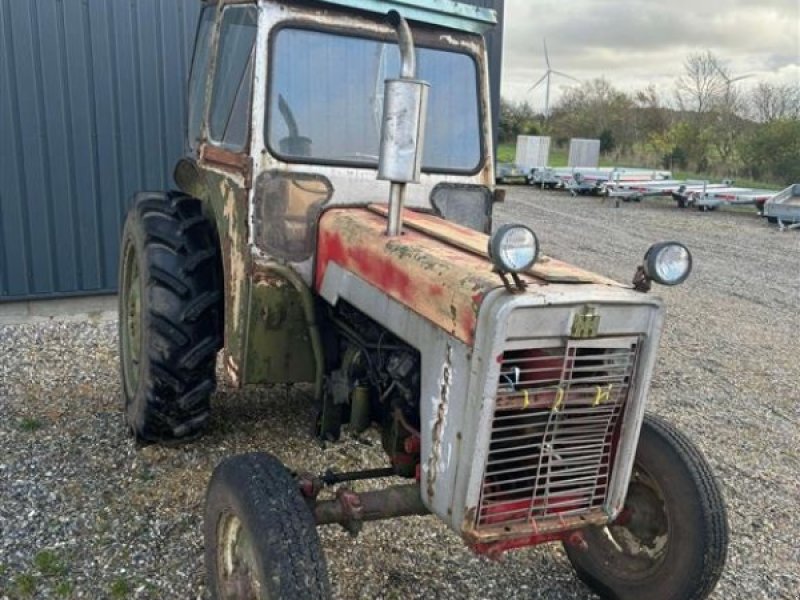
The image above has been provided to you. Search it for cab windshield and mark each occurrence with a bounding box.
[267,27,483,173]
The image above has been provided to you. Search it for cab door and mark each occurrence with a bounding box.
[186,2,258,385]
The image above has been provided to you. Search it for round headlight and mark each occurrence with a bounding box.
[488,224,539,273]
[644,242,692,285]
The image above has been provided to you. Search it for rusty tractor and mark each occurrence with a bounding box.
[117,1,729,598]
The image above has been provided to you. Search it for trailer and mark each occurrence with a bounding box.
[692,187,776,210]
[495,162,530,183]
[763,184,800,229]
[565,168,672,196]
[528,166,562,188]
[496,136,551,184]
[605,178,778,211]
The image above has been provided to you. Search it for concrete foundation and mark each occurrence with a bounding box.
[0,295,117,325]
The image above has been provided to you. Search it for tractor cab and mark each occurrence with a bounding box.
[173,0,501,388]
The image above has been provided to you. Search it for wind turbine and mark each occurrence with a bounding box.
[716,66,752,94]
[715,63,752,88]
[529,39,579,119]
[715,65,752,110]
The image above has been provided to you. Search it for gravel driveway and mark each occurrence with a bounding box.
[1,189,798,599]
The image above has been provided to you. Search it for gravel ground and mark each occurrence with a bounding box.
[1,189,798,599]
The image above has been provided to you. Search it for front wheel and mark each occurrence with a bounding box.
[564,413,728,600]
[204,453,332,600]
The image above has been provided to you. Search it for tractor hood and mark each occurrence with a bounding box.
[315,206,621,345]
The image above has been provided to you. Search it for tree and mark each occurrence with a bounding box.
[634,85,672,137]
[599,129,615,153]
[749,82,800,122]
[673,50,749,171]
[498,98,541,142]
[675,51,726,115]
[548,78,636,153]
[739,119,800,185]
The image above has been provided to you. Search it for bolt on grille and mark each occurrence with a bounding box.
[476,337,640,529]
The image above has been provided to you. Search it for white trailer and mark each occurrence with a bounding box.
[763,184,800,229]
[515,135,551,171]
[497,136,552,184]
[568,138,601,168]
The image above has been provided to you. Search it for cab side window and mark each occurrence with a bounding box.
[187,6,214,151]
[209,6,258,151]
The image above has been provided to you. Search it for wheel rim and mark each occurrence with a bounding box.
[597,465,670,577]
[121,242,141,399]
[218,512,265,600]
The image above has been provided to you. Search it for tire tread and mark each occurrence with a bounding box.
[205,453,331,599]
[564,413,728,600]
[120,191,223,442]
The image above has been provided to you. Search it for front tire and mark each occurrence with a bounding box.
[564,413,728,600]
[119,191,222,442]
[204,453,332,600]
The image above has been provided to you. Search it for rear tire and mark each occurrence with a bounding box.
[564,413,728,600]
[204,453,332,600]
[119,191,222,442]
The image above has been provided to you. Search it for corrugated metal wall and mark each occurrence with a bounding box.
[0,0,502,302]
[0,0,200,300]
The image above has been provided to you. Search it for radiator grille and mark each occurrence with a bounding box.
[476,337,640,529]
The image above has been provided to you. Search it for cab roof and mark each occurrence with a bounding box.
[313,0,497,34]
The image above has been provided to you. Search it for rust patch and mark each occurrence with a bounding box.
[427,343,453,500]
[253,273,289,289]
[463,510,608,545]
[316,209,501,345]
[200,144,252,184]
[225,354,240,388]
[462,506,478,532]
[222,181,247,344]
[429,283,445,298]
[368,204,621,286]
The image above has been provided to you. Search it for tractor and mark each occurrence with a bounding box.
[117,1,729,598]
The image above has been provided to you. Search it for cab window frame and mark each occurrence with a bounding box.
[207,4,259,153]
[187,3,216,153]
[264,20,487,176]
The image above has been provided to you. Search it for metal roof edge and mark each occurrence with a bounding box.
[315,0,497,34]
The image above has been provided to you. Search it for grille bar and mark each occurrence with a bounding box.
[477,336,640,529]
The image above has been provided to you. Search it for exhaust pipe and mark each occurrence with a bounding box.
[391,10,416,79]
[378,11,429,236]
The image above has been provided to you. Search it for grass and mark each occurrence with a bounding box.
[2,552,72,598]
[34,550,67,578]
[55,580,74,598]
[14,573,37,598]
[498,143,613,168]
[110,577,131,599]
[496,142,515,163]
[18,417,44,432]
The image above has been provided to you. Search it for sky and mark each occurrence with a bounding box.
[501,0,800,110]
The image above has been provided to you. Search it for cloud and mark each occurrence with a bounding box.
[501,0,800,107]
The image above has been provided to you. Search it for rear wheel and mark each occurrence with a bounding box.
[564,414,728,600]
[205,453,331,600]
[119,191,222,442]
